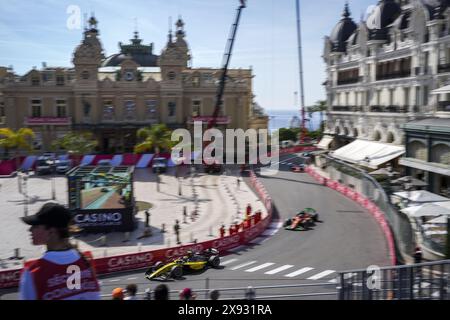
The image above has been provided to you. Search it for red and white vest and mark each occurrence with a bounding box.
[25,257,100,300]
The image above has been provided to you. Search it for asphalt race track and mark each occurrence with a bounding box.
[0,154,391,300]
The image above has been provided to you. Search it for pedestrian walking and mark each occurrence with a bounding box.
[124,284,138,300]
[237,178,241,189]
[19,203,100,300]
[174,220,181,245]
[145,210,150,227]
[183,206,187,224]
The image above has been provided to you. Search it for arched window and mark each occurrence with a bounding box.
[386,132,395,144]
[431,144,450,165]
[344,127,349,136]
[409,141,427,161]
[373,131,382,141]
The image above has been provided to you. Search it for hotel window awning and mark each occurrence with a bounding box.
[316,135,334,150]
[431,84,450,95]
[331,139,405,169]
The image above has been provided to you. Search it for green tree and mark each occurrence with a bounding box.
[134,124,174,154]
[0,128,35,167]
[51,132,98,164]
[307,100,327,134]
[278,127,301,142]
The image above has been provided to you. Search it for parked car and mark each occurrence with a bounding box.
[35,155,54,175]
[55,159,73,174]
[97,159,112,166]
[152,157,168,173]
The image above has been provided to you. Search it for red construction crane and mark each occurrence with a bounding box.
[203,0,247,173]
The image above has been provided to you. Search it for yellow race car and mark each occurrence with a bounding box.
[145,248,221,281]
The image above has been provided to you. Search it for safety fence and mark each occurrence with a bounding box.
[337,260,450,300]
[305,165,397,266]
[100,282,338,300]
[0,169,274,289]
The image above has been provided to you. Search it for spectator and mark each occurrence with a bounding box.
[144,288,152,300]
[179,288,197,300]
[154,284,170,300]
[245,286,256,300]
[246,204,252,219]
[210,289,220,300]
[124,284,138,300]
[174,220,181,245]
[19,203,100,300]
[414,246,423,264]
[219,225,226,238]
[112,288,124,300]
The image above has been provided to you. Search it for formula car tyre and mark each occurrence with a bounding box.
[283,219,291,228]
[170,265,183,279]
[209,256,220,268]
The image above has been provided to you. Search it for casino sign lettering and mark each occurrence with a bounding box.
[75,212,123,225]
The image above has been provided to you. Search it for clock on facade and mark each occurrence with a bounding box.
[125,71,135,81]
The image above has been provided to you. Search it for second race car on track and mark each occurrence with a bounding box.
[284,208,319,231]
[145,248,221,281]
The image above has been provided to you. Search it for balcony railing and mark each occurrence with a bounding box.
[331,106,363,112]
[376,70,411,81]
[337,77,360,86]
[188,116,231,124]
[369,105,410,113]
[437,101,450,112]
[25,117,71,125]
[438,63,450,74]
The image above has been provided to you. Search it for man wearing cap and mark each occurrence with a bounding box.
[19,203,101,300]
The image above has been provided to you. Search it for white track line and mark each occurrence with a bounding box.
[265,265,294,275]
[221,258,239,266]
[285,267,314,278]
[245,263,275,273]
[307,270,336,280]
[231,261,258,270]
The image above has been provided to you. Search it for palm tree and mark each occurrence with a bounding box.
[134,124,174,155]
[0,128,35,169]
[307,100,327,134]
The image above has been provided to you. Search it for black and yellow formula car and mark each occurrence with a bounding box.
[145,248,221,281]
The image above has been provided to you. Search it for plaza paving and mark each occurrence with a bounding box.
[0,166,267,269]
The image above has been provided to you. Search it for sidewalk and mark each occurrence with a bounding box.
[0,166,268,267]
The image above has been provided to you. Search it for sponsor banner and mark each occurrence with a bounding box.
[1,170,275,288]
[73,208,135,233]
[0,269,22,289]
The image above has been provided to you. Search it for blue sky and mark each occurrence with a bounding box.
[0,0,376,110]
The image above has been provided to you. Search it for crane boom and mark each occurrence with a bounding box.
[207,0,246,131]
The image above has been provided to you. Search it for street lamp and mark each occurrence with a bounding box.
[23,173,29,217]
[156,172,160,192]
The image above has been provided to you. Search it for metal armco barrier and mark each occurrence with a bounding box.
[0,169,273,289]
[305,166,397,266]
[101,282,338,300]
[338,260,450,300]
